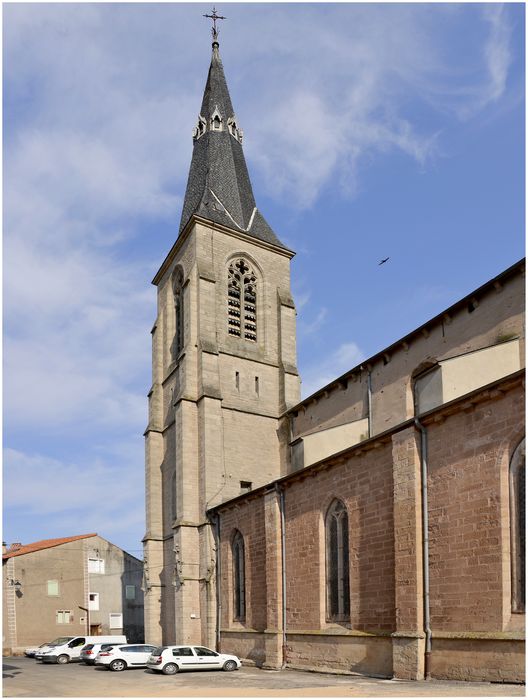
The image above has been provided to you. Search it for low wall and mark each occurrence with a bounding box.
[430,634,525,683]
[285,630,393,678]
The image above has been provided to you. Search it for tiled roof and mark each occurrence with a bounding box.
[3,533,97,559]
[178,41,286,249]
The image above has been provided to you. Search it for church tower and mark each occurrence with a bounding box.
[143,24,301,646]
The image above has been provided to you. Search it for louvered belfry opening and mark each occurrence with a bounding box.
[228,258,257,341]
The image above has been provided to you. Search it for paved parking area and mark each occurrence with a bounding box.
[3,656,524,697]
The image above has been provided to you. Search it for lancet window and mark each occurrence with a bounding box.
[232,530,246,621]
[325,499,350,621]
[228,259,257,342]
[510,438,525,612]
[173,268,184,356]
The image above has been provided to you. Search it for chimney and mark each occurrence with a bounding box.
[10,543,22,551]
[2,542,7,554]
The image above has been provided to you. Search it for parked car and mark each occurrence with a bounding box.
[146,645,241,674]
[94,644,158,671]
[80,643,114,665]
[24,643,50,658]
[36,635,127,664]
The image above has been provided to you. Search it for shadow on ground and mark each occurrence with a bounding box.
[3,662,22,680]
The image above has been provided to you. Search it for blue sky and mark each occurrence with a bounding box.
[4,3,525,557]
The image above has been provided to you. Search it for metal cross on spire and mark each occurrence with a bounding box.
[203,7,226,43]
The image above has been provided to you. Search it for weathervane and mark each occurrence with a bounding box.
[203,7,226,43]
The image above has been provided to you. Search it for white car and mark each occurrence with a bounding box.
[24,643,50,658]
[94,644,158,671]
[146,645,241,674]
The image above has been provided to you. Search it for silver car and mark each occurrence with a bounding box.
[147,645,241,674]
[80,643,114,665]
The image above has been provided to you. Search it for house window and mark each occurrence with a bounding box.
[109,613,123,629]
[510,438,525,613]
[228,259,257,342]
[56,610,72,624]
[88,558,105,574]
[126,585,136,600]
[232,531,246,621]
[47,580,59,596]
[88,592,99,611]
[325,499,350,621]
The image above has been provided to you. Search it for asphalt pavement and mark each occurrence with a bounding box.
[3,656,524,697]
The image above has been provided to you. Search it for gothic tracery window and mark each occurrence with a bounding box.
[232,530,246,621]
[510,438,525,613]
[325,499,350,621]
[228,259,257,342]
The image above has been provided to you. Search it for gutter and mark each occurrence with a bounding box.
[275,483,287,668]
[414,417,432,680]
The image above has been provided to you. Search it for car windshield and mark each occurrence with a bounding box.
[152,647,167,655]
[81,645,94,651]
[48,637,74,646]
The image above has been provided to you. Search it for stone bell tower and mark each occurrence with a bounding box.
[143,24,301,646]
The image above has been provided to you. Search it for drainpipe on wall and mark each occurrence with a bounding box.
[212,513,221,651]
[366,369,373,437]
[414,417,432,680]
[275,483,287,669]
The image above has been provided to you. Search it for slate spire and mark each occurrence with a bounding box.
[178,35,285,248]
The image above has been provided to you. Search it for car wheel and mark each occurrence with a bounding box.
[109,659,127,672]
[162,663,178,675]
[56,655,69,665]
[223,660,237,672]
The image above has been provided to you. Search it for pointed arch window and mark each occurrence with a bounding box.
[232,531,246,621]
[228,259,257,342]
[173,268,184,356]
[325,499,350,621]
[510,438,525,613]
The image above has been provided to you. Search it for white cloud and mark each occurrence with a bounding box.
[300,342,365,399]
[4,447,144,521]
[482,5,512,105]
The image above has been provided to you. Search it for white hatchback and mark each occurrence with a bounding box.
[94,644,158,672]
[147,645,241,674]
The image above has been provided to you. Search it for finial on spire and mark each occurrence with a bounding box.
[203,7,226,46]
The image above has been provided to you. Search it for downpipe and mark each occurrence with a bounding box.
[212,513,221,651]
[275,483,287,669]
[415,417,432,680]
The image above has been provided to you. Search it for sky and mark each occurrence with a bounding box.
[3,3,525,557]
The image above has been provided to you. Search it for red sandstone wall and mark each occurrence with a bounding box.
[218,498,267,632]
[426,385,525,632]
[284,445,395,632]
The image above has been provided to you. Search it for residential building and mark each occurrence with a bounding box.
[3,533,144,654]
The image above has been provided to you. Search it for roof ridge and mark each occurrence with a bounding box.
[3,533,97,559]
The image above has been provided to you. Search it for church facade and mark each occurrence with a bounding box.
[143,33,525,683]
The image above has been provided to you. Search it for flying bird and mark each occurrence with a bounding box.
[378,257,390,266]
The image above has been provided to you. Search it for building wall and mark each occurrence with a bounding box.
[143,219,301,646]
[3,541,85,652]
[215,376,525,682]
[84,537,144,642]
[3,537,144,654]
[290,265,524,464]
